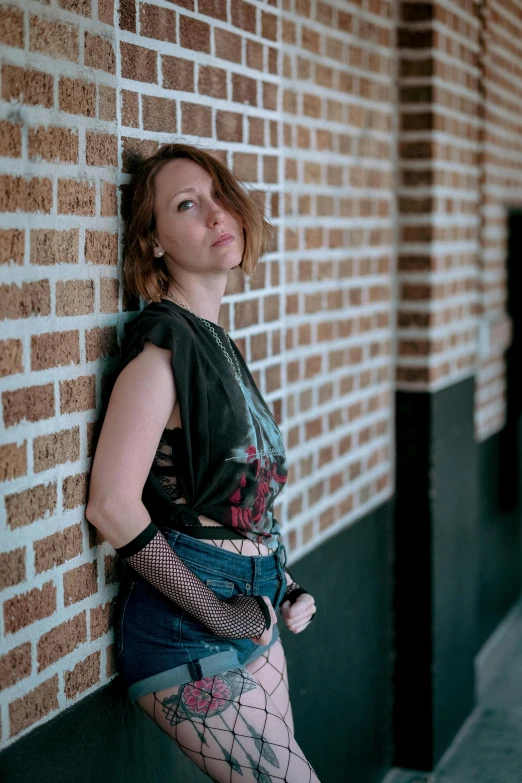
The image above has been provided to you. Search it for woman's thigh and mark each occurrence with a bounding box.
[136,665,319,783]
[244,637,294,736]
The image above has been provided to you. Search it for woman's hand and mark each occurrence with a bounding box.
[280,592,316,634]
[249,595,277,647]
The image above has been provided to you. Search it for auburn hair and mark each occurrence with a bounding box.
[122,143,275,303]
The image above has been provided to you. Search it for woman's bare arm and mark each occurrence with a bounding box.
[86,339,176,547]
[85,339,274,642]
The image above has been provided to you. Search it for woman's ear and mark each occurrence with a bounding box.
[152,236,164,258]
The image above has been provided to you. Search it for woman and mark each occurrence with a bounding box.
[86,143,319,783]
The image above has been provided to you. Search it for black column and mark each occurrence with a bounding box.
[393,379,480,769]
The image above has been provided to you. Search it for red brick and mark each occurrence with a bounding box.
[30,15,79,61]
[2,64,53,108]
[119,0,135,30]
[63,472,88,510]
[64,651,100,698]
[90,600,115,640]
[59,77,96,116]
[63,562,98,605]
[197,64,225,98]
[0,120,22,157]
[9,676,59,738]
[98,85,116,121]
[34,525,83,573]
[181,103,211,137]
[179,15,210,52]
[2,383,54,428]
[142,95,177,132]
[58,0,91,16]
[0,176,52,213]
[84,32,115,73]
[162,56,194,91]
[121,90,139,126]
[214,28,241,62]
[98,0,114,23]
[0,339,23,377]
[120,41,157,82]
[56,280,95,316]
[231,0,255,32]
[246,39,263,70]
[29,126,78,163]
[31,331,80,371]
[37,613,87,671]
[33,427,80,473]
[0,6,24,48]
[199,0,226,18]
[0,229,24,264]
[101,182,117,216]
[0,442,27,482]
[5,482,57,530]
[60,375,96,413]
[21,250,52,304]
[85,231,118,265]
[30,229,79,265]
[4,581,56,634]
[261,10,277,40]
[140,3,176,43]
[216,111,243,142]
[58,180,95,215]
[0,548,26,590]
[232,73,257,106]
[121,137,158,173]
[86,131,118,167]
[0,643,31,691]
[85,326,118,360]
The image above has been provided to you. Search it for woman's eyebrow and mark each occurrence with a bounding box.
[169,183,215,202]
[169,187,197,201]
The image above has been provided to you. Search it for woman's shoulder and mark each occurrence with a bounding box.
[119,300,195,367]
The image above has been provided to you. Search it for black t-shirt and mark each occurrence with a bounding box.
[118,299,288,552]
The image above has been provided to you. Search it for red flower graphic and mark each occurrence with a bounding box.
[182,676,231,716]
[227,446,287,532]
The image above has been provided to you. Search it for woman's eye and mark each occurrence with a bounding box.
[178,192,220,211]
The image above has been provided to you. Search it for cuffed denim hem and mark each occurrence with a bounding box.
[127,650,244,705]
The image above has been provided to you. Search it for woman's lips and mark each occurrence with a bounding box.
[211,235,234,247]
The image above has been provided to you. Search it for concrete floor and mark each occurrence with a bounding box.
[382,595,522,783]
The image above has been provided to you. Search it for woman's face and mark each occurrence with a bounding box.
[151,158,245,276]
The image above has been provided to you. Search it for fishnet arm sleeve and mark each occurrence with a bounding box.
[282,567,316,621]
[115,523,271,639]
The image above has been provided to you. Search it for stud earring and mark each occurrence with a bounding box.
[156,251,164,257]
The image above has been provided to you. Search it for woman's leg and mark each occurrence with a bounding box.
[244,637,294,735]
[135,666,319,782]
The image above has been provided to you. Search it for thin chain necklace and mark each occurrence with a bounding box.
[162,291,245,390]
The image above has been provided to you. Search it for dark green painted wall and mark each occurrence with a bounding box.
[477,418,522,650]
[0,504,394,783]
[393,378,522,771]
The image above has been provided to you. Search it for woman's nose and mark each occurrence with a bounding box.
[207,203,226,225]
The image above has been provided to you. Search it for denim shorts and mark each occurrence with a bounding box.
[114,528,289,705]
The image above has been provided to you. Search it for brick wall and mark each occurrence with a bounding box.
[0,0,397,747]
[279,0,395,552]
[396,0,520,440]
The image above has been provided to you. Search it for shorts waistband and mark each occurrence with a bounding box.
[163,527,287,572]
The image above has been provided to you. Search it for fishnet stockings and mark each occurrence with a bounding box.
[135,641,319,782]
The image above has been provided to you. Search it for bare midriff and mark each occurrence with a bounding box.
[173,497,273,557]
